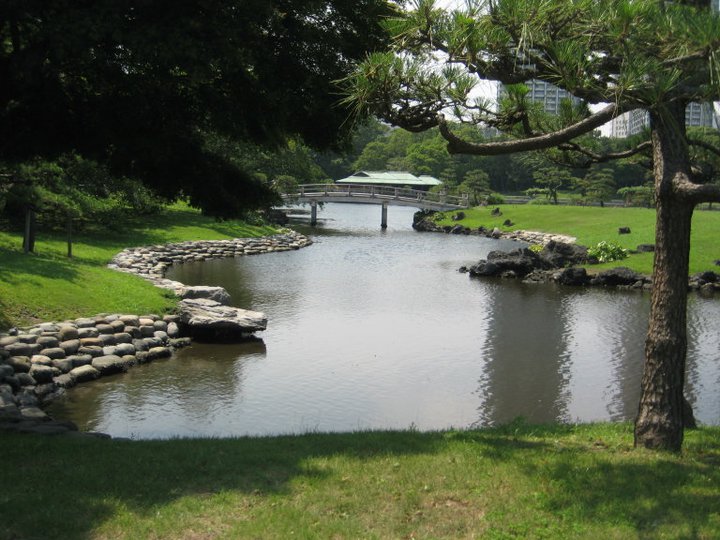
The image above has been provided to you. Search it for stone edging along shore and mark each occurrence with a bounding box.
[0,229,312,437]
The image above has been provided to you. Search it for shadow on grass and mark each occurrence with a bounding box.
[1,424,718,539]
[78,206,277,249]
[0,248,80,285]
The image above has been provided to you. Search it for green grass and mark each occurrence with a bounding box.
[436,205,720,275]
[0,203,279,328]
[0,423,719,539]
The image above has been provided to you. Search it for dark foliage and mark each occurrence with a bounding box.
[0,0,395,216]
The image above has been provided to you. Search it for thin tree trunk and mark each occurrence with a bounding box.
[634,106,693,451]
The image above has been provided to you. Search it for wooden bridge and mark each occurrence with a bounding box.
[280,183,469,228]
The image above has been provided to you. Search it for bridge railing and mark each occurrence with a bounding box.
[282,183,469,208]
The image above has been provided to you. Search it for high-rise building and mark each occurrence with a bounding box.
[496,80,582,116]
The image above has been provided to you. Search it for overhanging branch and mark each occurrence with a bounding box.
[677,179,720,205]
[437,103,620,155]
[688,138,720,158]
[558,140,653,164]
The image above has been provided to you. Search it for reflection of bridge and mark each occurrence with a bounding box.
[281,183,469,228]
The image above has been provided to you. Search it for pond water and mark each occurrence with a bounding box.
[47,203,720,439]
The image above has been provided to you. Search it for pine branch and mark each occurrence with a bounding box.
[688,138,720,158]
[557,140,653,165]
[437,103,620,155]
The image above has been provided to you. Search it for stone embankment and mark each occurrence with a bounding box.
[0,230,312,436]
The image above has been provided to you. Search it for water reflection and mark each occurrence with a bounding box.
[473,281,572,426]
[47,203,720,438]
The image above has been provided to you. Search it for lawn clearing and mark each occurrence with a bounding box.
[0,203,279,328]
[434,205,720,275]
[0,424,718,539]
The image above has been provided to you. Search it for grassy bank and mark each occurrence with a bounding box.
[0,423,718,539]
[0,204,278,329]
[434,205,720,275]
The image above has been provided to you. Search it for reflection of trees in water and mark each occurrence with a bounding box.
[473,281,572,426]
[686,296,720,424]
[599,292,648,422]
[473,283,717,427]
[47,341,267,435]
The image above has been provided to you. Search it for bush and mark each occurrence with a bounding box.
[588,241,629,263]
[486,192,505,205]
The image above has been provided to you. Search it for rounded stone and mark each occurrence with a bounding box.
[147,347,172,361]
[39,348,66,360]
[114,333,132,344]
[36,336,60,349]
[114,343,136,356]
[75,318,96,328]
[0,336,18,347]
[6,356,31,373]
[69,365,100,383]
[153,320,168,332]
[67,354,93,367]
[29,365,55,384]
[98,334,117,346]
[54,374,76,389]
[109,320,126,332]
[132,339,149,352]
[4,343,32,357]
[0,364,15,378]
[167,322,180,338]
[96,324,114,335]
[79,337,103,347]
[91,355,130,375]
[16,373,36,386]
[51,358,74,374]
[77,327,100,339]
[139,325,155,338]
[59,339,81,355]
[30,355,53,366]
[119,315,140,327]
[78,346,103,358]
[57,325,79,341]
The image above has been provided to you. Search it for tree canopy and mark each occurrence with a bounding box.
[343,0,720,451]
[0,0,396,217]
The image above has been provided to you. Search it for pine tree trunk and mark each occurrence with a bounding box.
[634,106,693,451]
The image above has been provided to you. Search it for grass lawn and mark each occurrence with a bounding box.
[0,423,718,539]
[0,203,279,329]
[434,205,720,275]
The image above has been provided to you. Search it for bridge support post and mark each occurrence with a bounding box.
[381,201,388,229]
[310,200,318,226]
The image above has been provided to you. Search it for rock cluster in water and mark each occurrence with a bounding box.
[412,211,576,245]
[460,242,720,293]
[0,230,313,436]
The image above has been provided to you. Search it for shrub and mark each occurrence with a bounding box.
[588,241,629,263]
[486,192,505,205]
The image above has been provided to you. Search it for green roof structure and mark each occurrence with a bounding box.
[336,171,442,188]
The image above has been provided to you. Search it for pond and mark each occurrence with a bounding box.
[47,203,720,438]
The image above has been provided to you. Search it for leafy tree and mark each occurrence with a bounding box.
[529,167,574,204]
[0,0,396,217]
[343,0,720,450]
[576,168,617,207]
[618,185,655,208]
[460,169,491,205]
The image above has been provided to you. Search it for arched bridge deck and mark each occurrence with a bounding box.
[280,184,469,228]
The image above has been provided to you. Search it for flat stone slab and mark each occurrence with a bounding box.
[178,298,267,338]
[177,285,232,305]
